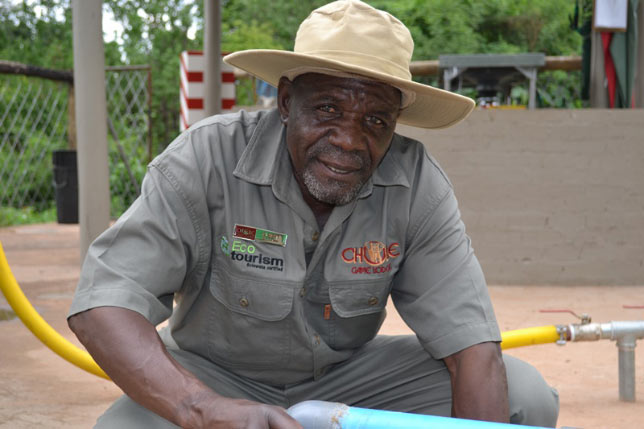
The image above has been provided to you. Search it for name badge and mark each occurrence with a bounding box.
[233,224,287,247]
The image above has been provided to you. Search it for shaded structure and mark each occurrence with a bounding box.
[440,53,546,109]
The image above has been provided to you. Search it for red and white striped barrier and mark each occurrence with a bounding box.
[180,51,235,131]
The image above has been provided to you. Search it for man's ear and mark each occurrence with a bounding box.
[277,76,293,124]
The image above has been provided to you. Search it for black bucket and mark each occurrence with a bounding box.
[52,150,78,224]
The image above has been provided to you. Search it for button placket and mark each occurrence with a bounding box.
[312,333,324,379]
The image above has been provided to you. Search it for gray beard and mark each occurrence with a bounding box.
[298,141,371,206]
[302,168,365,206]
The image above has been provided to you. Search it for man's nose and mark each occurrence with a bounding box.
[327,115,366,152]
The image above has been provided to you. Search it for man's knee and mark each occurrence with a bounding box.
[95,395,179,429]
[504,354,559,427]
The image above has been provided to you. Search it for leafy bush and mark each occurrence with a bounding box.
[0,206,57,227]
[108,132,148,218]
[0,131,67,211]
[537,70,585,108]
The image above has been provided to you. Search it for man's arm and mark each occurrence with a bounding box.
[68,306,301,428]
[443,341,509,422]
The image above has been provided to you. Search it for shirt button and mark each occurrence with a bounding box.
[239,298,249,307]
[312,231,320,241]
[368,296,379,306]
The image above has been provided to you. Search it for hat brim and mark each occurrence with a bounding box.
[224,50,474,129]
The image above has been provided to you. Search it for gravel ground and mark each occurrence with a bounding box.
[1,223,642,428]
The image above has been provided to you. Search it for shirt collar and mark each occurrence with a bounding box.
[371,134,410,189]
[233,108,410,190]
[233,109,284,185]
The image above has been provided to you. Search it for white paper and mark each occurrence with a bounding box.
[594,0,628,31]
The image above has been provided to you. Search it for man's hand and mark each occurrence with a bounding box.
[183,396,302,428]
[443,341,509,422]
[68,307,301,428]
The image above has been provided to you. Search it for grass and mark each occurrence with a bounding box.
[0,206,58,227]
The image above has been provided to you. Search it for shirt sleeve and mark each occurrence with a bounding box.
[391,158,501,359]
[68,136,210,325]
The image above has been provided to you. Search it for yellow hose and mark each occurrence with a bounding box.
[0,241,109,379]
[500,325,561,350]
[2,239,562,380]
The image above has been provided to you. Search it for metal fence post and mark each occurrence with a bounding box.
[67,84,76,150]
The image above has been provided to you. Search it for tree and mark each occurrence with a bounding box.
[105,0,201,146]
[221,0,327,50]
[0,0,121,70]
[2,0,585,151]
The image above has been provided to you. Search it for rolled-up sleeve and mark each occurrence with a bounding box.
[68,137,208,325]
[392,171,500,359]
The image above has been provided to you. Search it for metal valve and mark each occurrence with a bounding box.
[539,308,591,325]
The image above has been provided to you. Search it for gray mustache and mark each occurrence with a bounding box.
[307,141,369,170]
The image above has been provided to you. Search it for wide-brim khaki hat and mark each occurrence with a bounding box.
[224,0,474,129]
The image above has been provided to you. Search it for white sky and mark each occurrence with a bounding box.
[12,1,197,44]
[102,7,124,44]
[102,7,198,43]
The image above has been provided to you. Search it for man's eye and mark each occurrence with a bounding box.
[318,105,337,113]
[367,116,385,126]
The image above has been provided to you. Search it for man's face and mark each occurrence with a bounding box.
[278,73,401,207]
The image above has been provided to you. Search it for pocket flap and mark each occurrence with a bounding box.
[211,269,295,321]
[329,280,390,318]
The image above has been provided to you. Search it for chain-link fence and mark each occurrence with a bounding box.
[0,63,151,220]
[105,65,152,216]
[0,74,71,212]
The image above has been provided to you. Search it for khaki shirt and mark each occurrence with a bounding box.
[70,109,500,385]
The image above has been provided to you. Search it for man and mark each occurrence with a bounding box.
[68,1,559,427]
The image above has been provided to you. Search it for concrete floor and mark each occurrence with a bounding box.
[0,223,642,428]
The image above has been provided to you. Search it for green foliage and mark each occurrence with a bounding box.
[234,78,256,107]
[0,1,73,69]
[221,0,328,50]
[1,0,587,154]
[368,0,581,59]
[0,206,57,227]
[370,0,483,59]
[0,131,59,210]
[537,70,585,108]
[367,0,583,107]
[0,0,591,226]
[0,0,122,69]
[0,74,69,213]
[221,20,285,52]
[105,0,202,148]
[108,134,148,217]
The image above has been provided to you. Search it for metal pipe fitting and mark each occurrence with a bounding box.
[568,321,644,342]
[288,400,349,428]
[617,335,637,402]
[567,321,644,402]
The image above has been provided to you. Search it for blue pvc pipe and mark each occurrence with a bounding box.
[287,400,548,429]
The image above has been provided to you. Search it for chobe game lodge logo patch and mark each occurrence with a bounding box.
[341,241,400,274]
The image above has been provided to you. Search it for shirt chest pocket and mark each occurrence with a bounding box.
[325,279,391,349]
[208,266,295,368]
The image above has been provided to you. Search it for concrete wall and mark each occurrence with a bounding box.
[397,109,644,285]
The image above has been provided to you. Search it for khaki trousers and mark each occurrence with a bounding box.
[96,335,559,428]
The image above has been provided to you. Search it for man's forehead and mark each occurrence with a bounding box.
[293,72,395,90]
[291,73,402,105]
